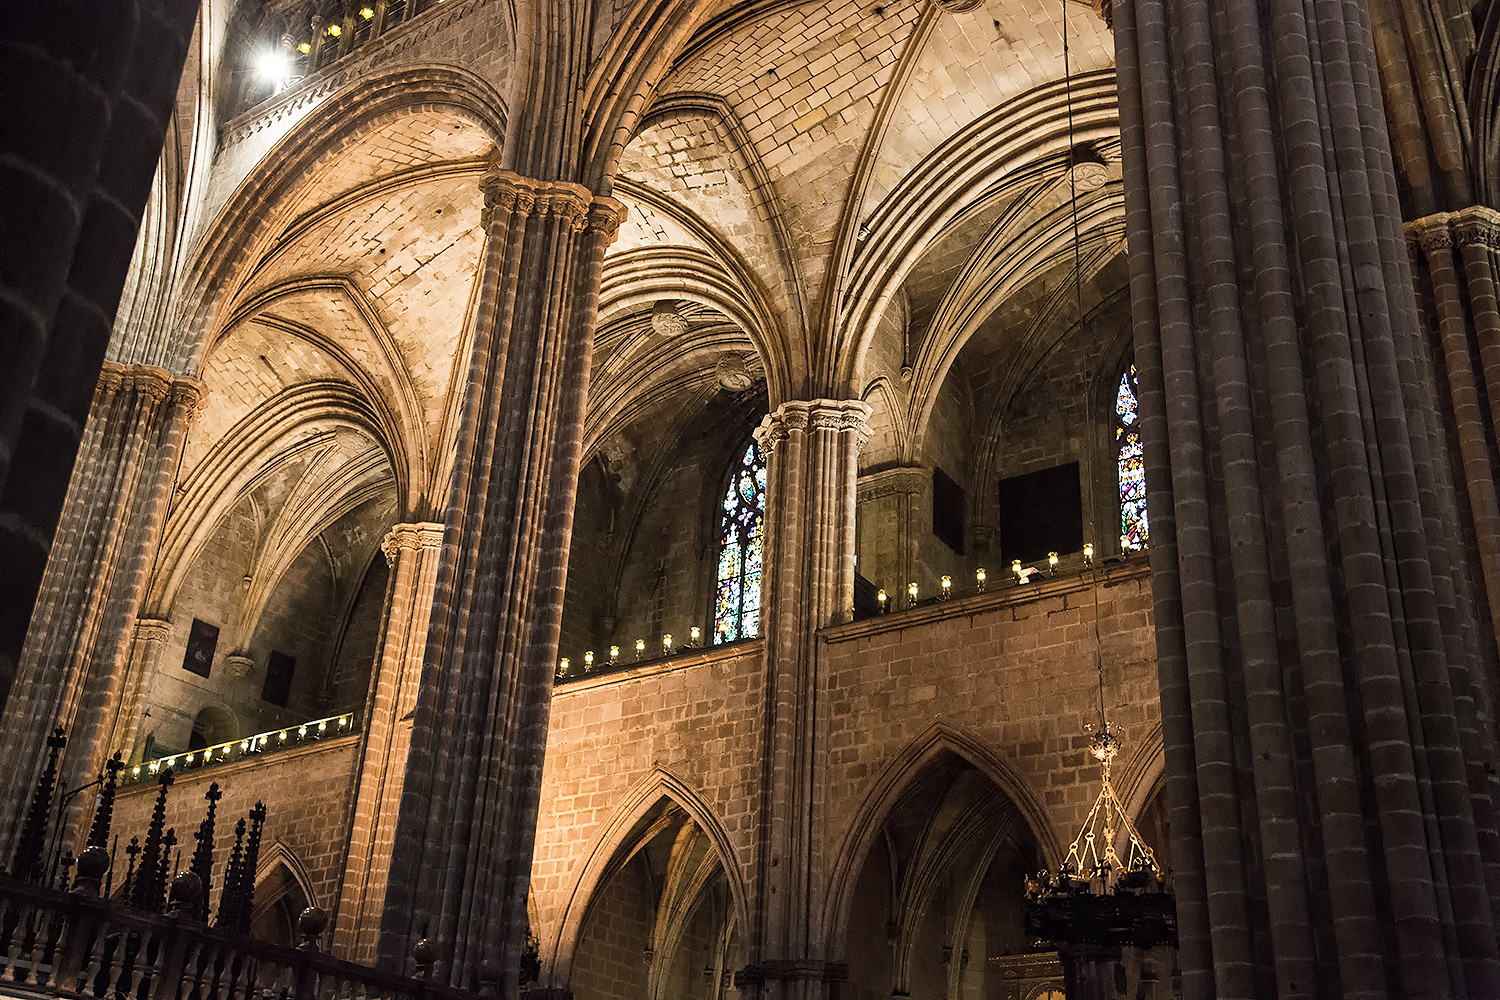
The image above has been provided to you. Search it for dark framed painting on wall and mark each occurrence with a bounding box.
[182,619,219,678]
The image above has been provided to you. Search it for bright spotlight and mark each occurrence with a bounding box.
[254,48,288,88]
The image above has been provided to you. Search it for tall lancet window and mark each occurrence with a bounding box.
[714,439,767,643]
[1116,363,1148,551]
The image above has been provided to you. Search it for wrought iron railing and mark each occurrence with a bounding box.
[2,728,485,1000]
[0,875,482,1000]
[124,714,357,786]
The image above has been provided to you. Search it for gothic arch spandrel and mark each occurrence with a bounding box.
[821,721,1062,958]
[536,768,750,995]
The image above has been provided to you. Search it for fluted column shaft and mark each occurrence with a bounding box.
[114,616,172,762]
[1115,0,1500,996]
[0,363,201,856]
[335,522,444,964]
[742,399,868,1000]
[375,170,624,991]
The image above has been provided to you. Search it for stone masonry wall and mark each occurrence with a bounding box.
[531,563,1159,981]
[109,735,360,927]
[532,642,767,976]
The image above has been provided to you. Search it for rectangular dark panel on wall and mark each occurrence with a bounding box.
[182,619,219,678]
[932,467,965,555]
[262,651,295,707]
[853,571,882,620]
[997,462,1082,565]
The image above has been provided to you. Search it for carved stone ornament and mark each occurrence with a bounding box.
[1068,144,1111,192]
[1454,206,1500,250]
[1411,213,1455,254]
[715,353,757,392]
[382,522,445,565]
[755,399,872,456]
[222,654,255,681]
[651,300,689,338]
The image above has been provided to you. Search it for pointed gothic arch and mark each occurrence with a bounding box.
[543,768,750,994]
[821,721,1062,959]
[251,842,319,947]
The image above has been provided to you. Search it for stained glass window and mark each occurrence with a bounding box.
[714,439,766,643]
[1116,364,1148,551]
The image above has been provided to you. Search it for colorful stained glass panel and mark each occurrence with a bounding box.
[1116,365,1149,550]
[714,439,766,642]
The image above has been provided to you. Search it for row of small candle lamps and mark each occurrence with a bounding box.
[556,545,1121,677]
[873,543,1102,612]
[559,627,707,679]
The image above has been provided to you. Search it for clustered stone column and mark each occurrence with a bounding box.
[0,363,201,857]
[335,521,444,965]
[1114,0,1500,997]
[375,170,624,991]
[741,399,868,1000]
[112,616,173,762]
[1410,208,1500,664]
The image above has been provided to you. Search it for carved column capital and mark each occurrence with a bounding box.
[97,362,169,401]
[1453,206,1500,251]
[1409,213,1454,255]
[754,399,872,456]
[480,170,594,230]
[169,377,207,419]
[585,196,628,245]
[133,617,173,644]
[222,654,255,681]
[381,522,445,565]
[95,365,204,417]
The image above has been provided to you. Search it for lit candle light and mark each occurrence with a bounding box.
[610,644,620,665]
[941,575,952,599]
[1012,559,1023,584]
[1048,551,1059,573]
[976,567,987,591]
[558,657,569,677]
[584,650,595,671]
[1083,542,1094,566]
[908,582,918,606]
[663,634,673,653]
[877,589,888,612]
[690,626,701,646]
[636,638,646,660]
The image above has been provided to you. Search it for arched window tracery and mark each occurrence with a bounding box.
[714,439,766,643]
[1116,363,1148,551]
